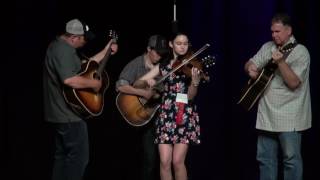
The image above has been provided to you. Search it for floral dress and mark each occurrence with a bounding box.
[154,62,201,144]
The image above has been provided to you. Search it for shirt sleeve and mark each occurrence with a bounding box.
[115,59,140,90]
[54,47,80,82]
[286,44,310,82]
[250,41,274,69]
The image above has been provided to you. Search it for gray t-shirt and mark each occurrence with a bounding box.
[43,37,82,123]
[116,54,150,89]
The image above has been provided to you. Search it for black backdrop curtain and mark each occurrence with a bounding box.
[10,0,319,179]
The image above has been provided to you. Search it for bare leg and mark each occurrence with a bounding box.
[159,144,173,180]
[173,144,188,180]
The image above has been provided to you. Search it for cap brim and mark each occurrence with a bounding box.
[155,48,169,57]
[84,31,95,41]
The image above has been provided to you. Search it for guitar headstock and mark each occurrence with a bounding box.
[280,41,297,53]
[108,30,118,43]
[201,55,216,68]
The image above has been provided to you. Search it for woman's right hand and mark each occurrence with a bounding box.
[145,79,156,87]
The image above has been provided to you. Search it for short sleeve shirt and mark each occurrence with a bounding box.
[116,55,150,88]
[43,37,82,123]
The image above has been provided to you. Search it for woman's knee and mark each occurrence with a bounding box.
[172,157,184,170]
[160,157,171,170]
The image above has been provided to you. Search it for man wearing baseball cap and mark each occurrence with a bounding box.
[43,18,118,180]
[65,18,95,41]
[116,34,169,180]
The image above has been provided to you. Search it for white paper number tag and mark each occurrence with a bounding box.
[176,93,188,104]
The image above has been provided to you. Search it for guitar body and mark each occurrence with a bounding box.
[63,30,118,118]
[63,60,109,118]
[237,63,275,111]
[237,41,297,111]
[116,92,160,126]
[116,50,215,127]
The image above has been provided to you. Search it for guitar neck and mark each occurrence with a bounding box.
[97,30,118,74]
[264,41,298,71]
[97,47,112,74]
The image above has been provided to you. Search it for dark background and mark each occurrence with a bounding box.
[8,0,319,179]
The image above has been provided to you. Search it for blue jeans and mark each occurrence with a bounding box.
[257,131,302,180]
[52,121,89,180]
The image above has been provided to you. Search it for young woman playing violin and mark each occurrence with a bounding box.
[139,32,201,180]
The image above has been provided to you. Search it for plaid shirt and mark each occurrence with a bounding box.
[250,36,312,132]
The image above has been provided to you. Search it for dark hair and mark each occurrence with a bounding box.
[271,13,292,27]
[168,32,188,42]
[160,32,190,67]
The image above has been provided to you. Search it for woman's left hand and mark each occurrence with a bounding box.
[191,67,200,87]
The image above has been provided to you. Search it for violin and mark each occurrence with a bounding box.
[173,50,215,82]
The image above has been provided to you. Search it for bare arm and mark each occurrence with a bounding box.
[90,39,118,63]
[64,76,101,92]
[272,51,301,90]
[117,85,153,99]
[139,64,160,81]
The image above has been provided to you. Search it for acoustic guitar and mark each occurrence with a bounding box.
[237,41,297,111]
[116,44,215,126]
[63,30,118,118]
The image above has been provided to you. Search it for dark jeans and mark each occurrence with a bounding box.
[140,122,159,180]
[51,121,89,180]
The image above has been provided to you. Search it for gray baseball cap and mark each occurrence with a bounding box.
[66,19,95,41]
[148,35,169,57]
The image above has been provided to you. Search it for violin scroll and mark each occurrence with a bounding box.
[175,54,215,83]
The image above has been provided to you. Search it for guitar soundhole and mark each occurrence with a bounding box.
[93,72,101,80]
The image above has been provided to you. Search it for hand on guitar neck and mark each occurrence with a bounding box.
[271,50,285,64]
[105,39,118,55]
[91,30,118,63]
[106,29,118,55]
